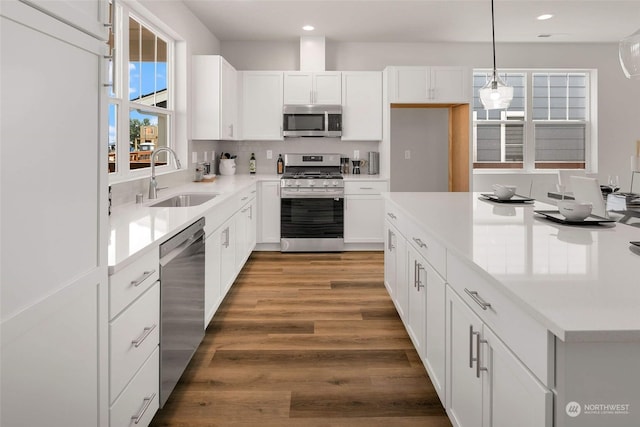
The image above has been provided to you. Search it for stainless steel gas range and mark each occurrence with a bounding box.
[280,153,344,252]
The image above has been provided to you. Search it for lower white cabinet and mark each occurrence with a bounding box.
[236,197,257,269]
[258,180,281,244]
[344,181,387,244]
[384,219,408,319]
[205,225,223,326]
[407,245,426,358]
[446,288,552,427]
[423,260,446,403]
[110,348,159,427]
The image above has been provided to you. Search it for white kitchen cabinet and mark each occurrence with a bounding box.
[284,71,341,105]
[341,71,382,141]
[258,180,281,244]
[423,259,446,404]
[236,196,257,270]
[446,288,552,427]
[20,0,109,40]
[205,225,223,326]
[388,66,470,103]
[192,55,238,140]
[220,217,237,295]
[407,245,427,359]
[1,1,108,425]
[240,71,284,140]
[344,181,387,244]
[383,221,399,299]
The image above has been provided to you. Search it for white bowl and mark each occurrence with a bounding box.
[558,200,593,221]
[492,184,517,200]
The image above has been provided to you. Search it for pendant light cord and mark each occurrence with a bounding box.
[491,0,497,82]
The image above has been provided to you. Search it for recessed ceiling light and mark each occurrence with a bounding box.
[537,14,553,21]
[302,25,315,31]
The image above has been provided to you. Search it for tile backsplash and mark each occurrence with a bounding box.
[217,138,380,175]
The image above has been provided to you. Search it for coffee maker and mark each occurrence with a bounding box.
[352,159,361,174]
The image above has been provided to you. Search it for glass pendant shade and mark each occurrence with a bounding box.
[479,74,514,109]
[619,29,640,79]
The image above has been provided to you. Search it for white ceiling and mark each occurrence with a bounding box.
[182,0,640,44]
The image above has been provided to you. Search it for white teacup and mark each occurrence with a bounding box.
[558,200,593,221]
[492,184,516,200]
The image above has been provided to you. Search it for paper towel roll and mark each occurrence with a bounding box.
[631,155,640,172]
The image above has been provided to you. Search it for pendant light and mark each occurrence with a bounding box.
[479,0,513,109]
[619,28,640,79]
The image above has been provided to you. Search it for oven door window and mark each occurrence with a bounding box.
[284,114,325,132]
[281,198,344,238]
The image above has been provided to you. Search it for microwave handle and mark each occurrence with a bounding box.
[325,111,329,133]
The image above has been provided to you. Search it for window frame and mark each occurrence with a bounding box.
[472,69,597,173]
[108,1,178,184]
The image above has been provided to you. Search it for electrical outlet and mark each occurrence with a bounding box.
[405,150,411,160]
[354,150,360,160]
[192,152,198,163]
[204,151,208,161]
[267,150,273,159]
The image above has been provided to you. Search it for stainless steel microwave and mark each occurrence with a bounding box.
[282,104,342,137]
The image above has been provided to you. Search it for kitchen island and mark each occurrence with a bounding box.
[383,192,640,427]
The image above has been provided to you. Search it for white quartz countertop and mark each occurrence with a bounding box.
[108,174,264,274]
[383,192,640,342]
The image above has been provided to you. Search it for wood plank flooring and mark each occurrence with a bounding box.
[150,251,451,427]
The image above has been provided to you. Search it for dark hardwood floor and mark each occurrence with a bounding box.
[151,251,451,427]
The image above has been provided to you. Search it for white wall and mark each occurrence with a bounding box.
[221,40,640,192]
[111,1,221,205]
[390,108,449,192]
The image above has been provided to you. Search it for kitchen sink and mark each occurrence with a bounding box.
[150,193,218,208]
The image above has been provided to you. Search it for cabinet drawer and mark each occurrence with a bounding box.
[384,200,406,230]
[447,256,553,386]
[109,249,159,319]
[110,283,159,402]
[405,220,446,278]
[345,181,388,195]
[110,347,159,427]
[238,184,257,205]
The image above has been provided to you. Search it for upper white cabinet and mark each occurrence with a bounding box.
[387,66,470,103]
[341,71,382,141]
[284,71,341,105]
[192,55,238,141]
[20,0,109,40]
[240,71,284,140]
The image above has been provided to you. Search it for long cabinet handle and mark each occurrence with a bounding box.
[360,187,374,190]
[131,324,157,348]
[469,325,475,368]
[131,393,156,424]
[387,212,397,219]
[412,237,428,249]
[464,288,492,310]
[476,332,488,378]
[130,270,156,287]
[241,196,248,201]
[416,263,424,291]
[387,229,395,251]
[413,260,418,288]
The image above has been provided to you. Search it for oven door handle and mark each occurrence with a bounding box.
[280,192,344,199]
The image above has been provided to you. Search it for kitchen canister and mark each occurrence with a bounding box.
[367,151,380,175]
[219,158,236,175]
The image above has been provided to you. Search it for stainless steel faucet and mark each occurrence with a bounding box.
[149,147,182,199]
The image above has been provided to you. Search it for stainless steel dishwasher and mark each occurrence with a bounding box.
[159,217,205,407]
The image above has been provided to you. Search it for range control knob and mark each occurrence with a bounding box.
[308,180,315,187]
[295,180,301,187]
[323,180,329,187]
[332,181,339,187]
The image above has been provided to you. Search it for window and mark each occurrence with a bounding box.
[473,70,594,171]
[108,2,174,178]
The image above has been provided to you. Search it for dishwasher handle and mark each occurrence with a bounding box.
[160,228,205,266]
